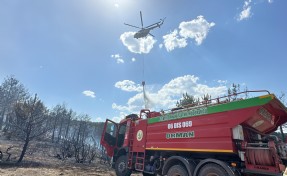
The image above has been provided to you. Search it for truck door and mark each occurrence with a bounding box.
[101,119,118,157]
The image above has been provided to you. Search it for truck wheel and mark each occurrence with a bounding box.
[198,163,228,176]
[167,165,188,176]
[115,155,132,176]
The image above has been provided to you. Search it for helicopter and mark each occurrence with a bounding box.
[124,11,165,39]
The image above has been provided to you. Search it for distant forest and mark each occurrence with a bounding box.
[0,75,105,164]
[0,75,286,164]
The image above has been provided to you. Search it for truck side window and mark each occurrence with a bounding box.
[104,121,117,146]
[117,123,127,147]
[142,113,148,119]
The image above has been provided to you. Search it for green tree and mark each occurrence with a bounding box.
[227,83,240,101]
[176,93,199,107]
[226,83,249,102]
[201,94,211,104]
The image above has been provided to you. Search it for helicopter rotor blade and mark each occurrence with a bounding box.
[145,18,166,28]
[140,11,143,28]
[124,23,142,29]
[160,17,166,22]
[149,33,155,37]
[145,22,161,29]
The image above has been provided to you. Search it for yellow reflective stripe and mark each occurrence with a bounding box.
[259,94,274,99]
[145,147,234,153]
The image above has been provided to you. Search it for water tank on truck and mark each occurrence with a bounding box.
[100,90,287,176]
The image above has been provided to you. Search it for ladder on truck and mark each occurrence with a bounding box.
[127,123,146,171]
[135,152,145,171]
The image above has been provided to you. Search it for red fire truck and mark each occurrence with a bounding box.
[100,91,287,176]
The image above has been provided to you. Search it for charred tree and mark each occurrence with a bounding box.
[12,94,50,163]
[0,76,28,131]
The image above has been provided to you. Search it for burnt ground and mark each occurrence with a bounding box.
[0,138,121,176]
[0,163,115,176]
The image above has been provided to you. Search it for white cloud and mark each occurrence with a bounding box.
[117,58,124,64]
[122,16,215,53]
[111,54,124,64]
[112,93,144,113]
[82,90,96,98]
[112,103,131,112]
[112,75,227,115]
[120,32,156,54]
[179,16,215,45]
[217,80,228,85]
[163,30,187,52]
[111,116,122,123]
[237,0,252,21]
[114,3,119,8]
[115,80,142,92]
[132,57,136,62]
[95,117,105,122]
[237,0,273,21]
[111,112,127,123]
[162,16,215,51]
[112,101,141,113]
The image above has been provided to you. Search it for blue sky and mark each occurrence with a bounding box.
[0,0,286,122]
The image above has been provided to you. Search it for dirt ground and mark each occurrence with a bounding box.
[1,154,116,176]
[0,138,139,176]
[0,162,142,176]
[0,165,116,176]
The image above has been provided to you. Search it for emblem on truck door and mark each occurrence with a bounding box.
[136,130,143,141]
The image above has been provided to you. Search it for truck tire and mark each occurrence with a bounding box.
[167,165,188,176]
[115,155,132,176]
[198,163,228,176]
